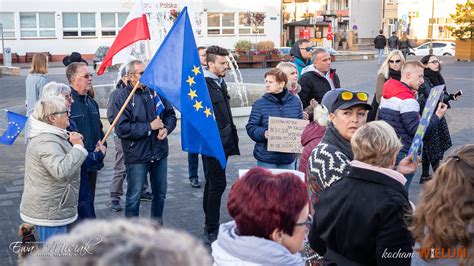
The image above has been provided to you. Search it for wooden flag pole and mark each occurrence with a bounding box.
[101,81,141,143]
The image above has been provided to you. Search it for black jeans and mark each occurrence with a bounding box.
[202,155,227,233]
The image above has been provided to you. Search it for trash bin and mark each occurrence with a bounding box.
[3,47,12,66]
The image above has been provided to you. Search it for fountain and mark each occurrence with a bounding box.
[226,54,249,107]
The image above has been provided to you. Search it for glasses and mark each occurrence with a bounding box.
[340,91,369,102]
[77,73,93,79]
[429,60,440,65]
[295,215,313,228]
[300,47,313,52]
[64,94,72,101]
[51,110,70,116]
[132,71,144,75]
[389,59,401,64]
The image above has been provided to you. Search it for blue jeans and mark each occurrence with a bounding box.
[396,152,415,191]
[125,158,167,223]
[36,225,67,242]
[188,153,199,180]
[257,160,297,170]
[377,49,384,64]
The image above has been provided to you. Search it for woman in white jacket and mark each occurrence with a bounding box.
[20,96,87,242]
[212,167,309,265]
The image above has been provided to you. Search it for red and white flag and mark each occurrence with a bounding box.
[97,0,150,75]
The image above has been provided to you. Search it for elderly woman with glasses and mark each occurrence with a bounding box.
[367,50,405,121]
[309,121,416,265]
[20,96,88,242]
[212,167,309,265]
[41,82,106,224]
[416,55,461,184]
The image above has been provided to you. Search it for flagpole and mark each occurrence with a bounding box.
[101,81,141,143]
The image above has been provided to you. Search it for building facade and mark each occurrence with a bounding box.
[0,0,281,61]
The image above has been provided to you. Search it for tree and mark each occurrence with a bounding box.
[449,0,473,40]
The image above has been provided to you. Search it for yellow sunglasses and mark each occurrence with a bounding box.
[340,91,369,102]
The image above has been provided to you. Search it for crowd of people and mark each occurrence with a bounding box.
[18,42,472,265]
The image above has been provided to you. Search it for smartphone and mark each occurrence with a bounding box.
[454,90,463,98]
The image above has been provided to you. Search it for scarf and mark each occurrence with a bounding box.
[321,123,354,160]
[424,68,445,86]
[388,68,401,81]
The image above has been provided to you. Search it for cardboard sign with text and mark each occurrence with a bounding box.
[267,116,309,154]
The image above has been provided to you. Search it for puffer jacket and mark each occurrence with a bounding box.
[246,89,303,165]
[378,79,439,154]
[20,117,87,226]
[299,122,326,177]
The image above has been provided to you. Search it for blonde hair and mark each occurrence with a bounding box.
[351,121,402,168]
[377,50,405,79]
[32,96,67,123]
[410,144,474,265]
[276,62,300,92]
[25,218,213,266]
[41,82,71,99]
[29,53,48,74]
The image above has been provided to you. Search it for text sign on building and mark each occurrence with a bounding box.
[267,117,309,154]
[299,28,311,40]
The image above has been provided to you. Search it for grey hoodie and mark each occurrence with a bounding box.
[211,221,305,266]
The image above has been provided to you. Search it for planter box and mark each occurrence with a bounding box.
[455,39,473,61]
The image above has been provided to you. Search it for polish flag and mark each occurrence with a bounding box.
[97,0,150,75]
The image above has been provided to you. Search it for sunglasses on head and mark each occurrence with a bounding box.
[340,91,369,102]
[300,47,313,52]
[389,59,401,64]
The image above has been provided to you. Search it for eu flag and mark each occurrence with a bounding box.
[0,111,28,145]
[140,7,227,168]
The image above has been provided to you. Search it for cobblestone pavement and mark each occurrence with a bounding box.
[0,57,472,265]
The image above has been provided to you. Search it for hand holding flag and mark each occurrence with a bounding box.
[0,111,28,145]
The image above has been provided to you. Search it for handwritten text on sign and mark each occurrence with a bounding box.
[267,117,309,154]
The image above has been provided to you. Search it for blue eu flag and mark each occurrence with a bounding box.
[0,111,28,145]
[140,7,227,168]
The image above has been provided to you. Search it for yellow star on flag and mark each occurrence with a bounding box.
[188,89,197,100]
[192,65,201,76]
[193,100,203,111]
[186,75,196,87]
[203,107,212,117]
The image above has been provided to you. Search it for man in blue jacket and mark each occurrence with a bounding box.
[67,62,105,201]
[114,60,177,224]
[379,61,447,190]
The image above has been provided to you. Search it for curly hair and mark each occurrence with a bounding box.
[410,144,474,264]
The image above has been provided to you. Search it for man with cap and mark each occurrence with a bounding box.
[307,89,372,209]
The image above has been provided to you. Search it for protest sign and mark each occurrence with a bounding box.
[267,116,309,154]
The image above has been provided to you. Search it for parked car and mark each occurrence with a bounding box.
[408,41,456,57]
[277,47,291,56]
[93,46,110,70]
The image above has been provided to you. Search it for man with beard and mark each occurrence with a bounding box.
[202,46,240,244]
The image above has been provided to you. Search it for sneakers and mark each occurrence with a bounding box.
[419,176,432,184]
[190,177,201,188]
[140,192,152,201]
[202,231,218,245]
[110,200,122,212]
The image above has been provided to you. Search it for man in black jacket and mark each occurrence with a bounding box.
[374,30,387,64]
[298,48,341,108]
[67,62,105,201]
[114,60,177,224]
[202,45,240,244]
[388,31,400,51]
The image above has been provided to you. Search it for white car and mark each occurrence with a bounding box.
[408,41,456,57]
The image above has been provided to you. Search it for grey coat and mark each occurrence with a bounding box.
[20,117,87,226]
[25,73,47,116]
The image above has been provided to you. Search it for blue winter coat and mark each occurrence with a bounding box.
[246,90,303,164]
[114,84,177,164]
